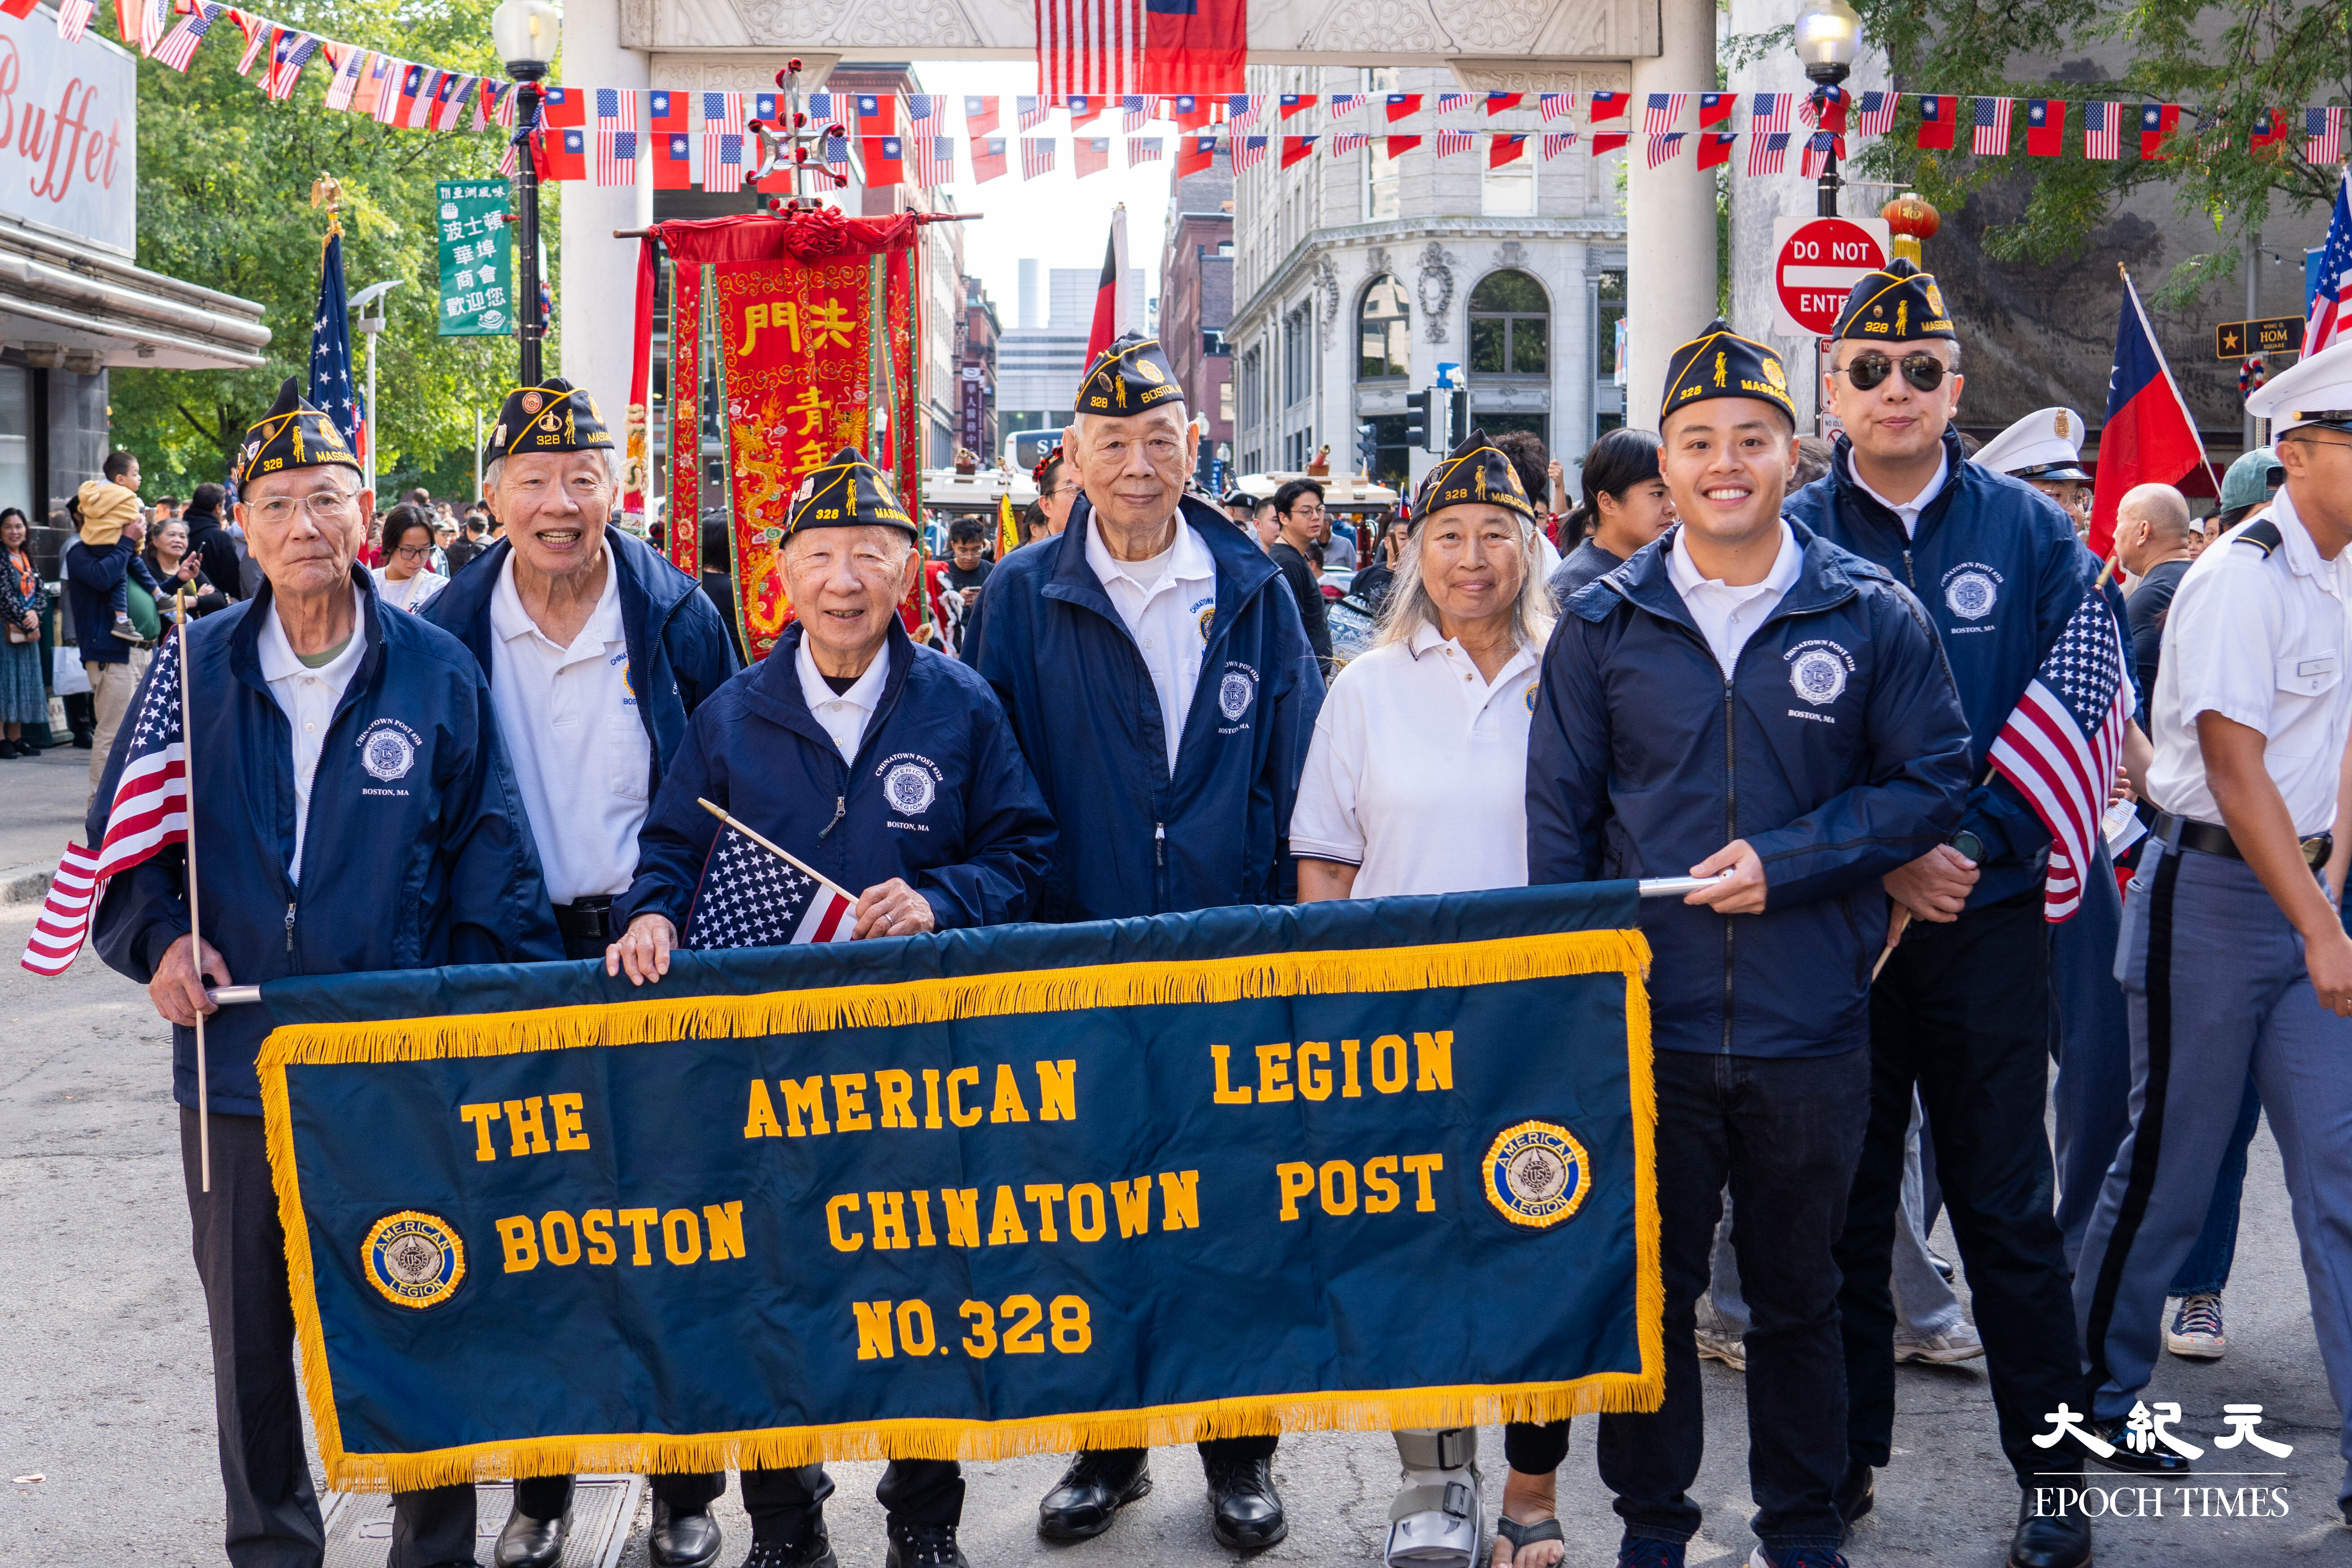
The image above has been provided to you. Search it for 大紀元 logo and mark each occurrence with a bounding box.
[1484,1120,1592,1229]
[363,1211,466,1309]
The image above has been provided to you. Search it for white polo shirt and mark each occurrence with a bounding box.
[487,552,652,904]
[1849,448,1949,539]
[1668,521,1802,677]
[798,635,891,762]
[255,590,367,884]
[2148,489,2352,837]
[1289,621,1543,898]
[1085,514,1218,775]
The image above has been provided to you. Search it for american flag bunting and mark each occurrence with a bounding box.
[1538,93,1575,124]
[1329,131,1368,156]
[150,2,221,71]
[594,88,639,185]
[56,0,95,41]
[1855,90,1896,137]
[2083,102,2120,160]
[322,44,368,110]
[1972,96,2013,155]
[699,92,746,187]
[1021,136,1056,177]
[2306,107,2346,167]
[1328,94,1365,119]
[1120,94,1148,131]
[1642,93,1686,135]
[1017,95,1051,131]
[1231,133,1266,170]
[1747,129,1791,175]
[1434,91,1471,115]
[1540,130,1578,160]
[1434,128,1474,159]
[1126,135,1163,163]
[1749,92,1792,136]
[913,134,956,186]
[265,30,318,101]
[1647,132,1686,168]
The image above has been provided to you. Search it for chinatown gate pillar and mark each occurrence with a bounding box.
[1624,0,1718,430]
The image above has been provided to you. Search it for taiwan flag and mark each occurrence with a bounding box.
[1280,134,1317,168]
[856,93,894,135]
[1914,93,1957,149]
[972,136,1009,182]
[1384,93,1422,122]
[2025,98,2065,156]
[1076,135,1112,177]
[1176,132,1219,175]
[650,89,686,137]
[865,134,905,186]
[540,84,587,128]
[653,130,693,188]
[2249,107,2288,155]
[2139,103,2179,159]
[1142,0,1244,96]
[1168,95,1214,130]
[540,125,587,182]
[2089,271,2207,559]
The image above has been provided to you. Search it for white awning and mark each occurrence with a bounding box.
[0,213,269,371]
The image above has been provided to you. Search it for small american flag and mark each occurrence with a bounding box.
[685,825,856,950]
[913,134,956,185]
[1328,131,1368,157]
[1987,588,2134,922]
[1540,130,1579,160]
[1538,92,1575,124]
[434,73,479,133]
[1328,94,1366,119]
[233,10,268,74]
[23,628,190,976]
[1748,92,1792,137]
[150,2,221,71]
[1855,90,1897,137]
[1434,129,1475,159]
[824,132,850,170]
[1119,93,1148,131]
[905,94,942,122]
[1017,95,1051,131]
[1231,133,1267,170]
[1126,134,1164,163]
[594,90,639,186]
[265,30,319,101]
[700,92,746,185]
[2307,106,2347,167]
[2083,102,2121,160]
[1021,136,1056,178]
[1747,129,1791,176]
[1642,92,1686,136]
[1972,96,2013,155]
[322,45,368,110]
[1434,91,1471,115]
[2309,172,2350,355]
[1037,0,1142,97]
[1646,132,1686,168]
[1224,93,1268,130]
[55,0,95,41]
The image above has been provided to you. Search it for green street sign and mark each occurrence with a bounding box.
[437,180,515,338]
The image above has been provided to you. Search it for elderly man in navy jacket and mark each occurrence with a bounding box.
[1528,323,1970,1568]
[409,385,738,1567]
[1785,261,2099,1568]
[965,333,1322,1550]
[91,381,559,1568]
[610,447,1054,1568]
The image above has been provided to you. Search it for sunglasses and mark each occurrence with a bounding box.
[1837,351,1950,393]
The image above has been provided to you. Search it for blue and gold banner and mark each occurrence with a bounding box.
[256,885,1661,1492]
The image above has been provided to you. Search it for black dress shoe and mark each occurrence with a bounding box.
[1038,1450,1153,1540]
[2009,1485,2092,1568]
[742,1522,839,1568]
[1833,1459,1874,1539]
[2085,1416,2194,1475]
[492,1502,569,1568]
[649,1497,724,1568]
[885,1517,970,1568]
[1204,1453,1286,1550]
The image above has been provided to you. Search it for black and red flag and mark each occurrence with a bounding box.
[1086,206,1130,365]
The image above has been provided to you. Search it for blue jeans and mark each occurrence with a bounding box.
[2167,1074,2260,1298]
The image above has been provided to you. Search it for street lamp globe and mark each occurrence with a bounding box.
[1792,0,1862,85]
[491,0,561,80]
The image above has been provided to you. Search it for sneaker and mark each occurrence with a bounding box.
[110,612,141,643]
[1893,1321,1987,1365]
[1615,1539,1686,1568]
[1694,1325,1746,1372]
[2165,1293,2226,1360]
[1748,1549,1848,1568]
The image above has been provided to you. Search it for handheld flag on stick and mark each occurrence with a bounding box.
[1987,589,2135,923]
[688,799,858,949]
[1000,492,1021,559]
[1086,204,1128,365]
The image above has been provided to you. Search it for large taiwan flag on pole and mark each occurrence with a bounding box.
[1142,0,1244,95]
[2089,269,2208,560]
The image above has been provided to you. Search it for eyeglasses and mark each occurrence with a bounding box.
[1836,352,1949,393]
[392,544,433,561]
[249,493,357,525]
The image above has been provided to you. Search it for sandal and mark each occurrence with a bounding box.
[1493,1516,1566,1568]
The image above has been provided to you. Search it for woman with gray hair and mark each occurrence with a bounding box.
[1288,430,1564,1568]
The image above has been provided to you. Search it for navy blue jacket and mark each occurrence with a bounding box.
[1528,523,1972,1059]
[65,539,162,663]
[90,566,560,1115]
[1784,430,2093,906]
[620,617,1056,934]
[966,494,1324,921]
[421,524,741,793]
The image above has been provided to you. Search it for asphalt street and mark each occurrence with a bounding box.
[4,738,2351,1567]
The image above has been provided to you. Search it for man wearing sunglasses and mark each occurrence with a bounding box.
[1785,257,2099,1568]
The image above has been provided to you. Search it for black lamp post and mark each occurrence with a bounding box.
[492,0,561,383]
[1795,0,1862,218]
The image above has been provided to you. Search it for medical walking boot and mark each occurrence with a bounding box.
[1385,1427,1482,1568]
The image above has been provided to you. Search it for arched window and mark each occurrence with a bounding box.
[1358,274,1410,380]
[1468,270,1548,377]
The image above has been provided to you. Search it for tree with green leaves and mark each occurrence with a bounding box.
[1826,0,2349,306]
[113,0,554,495]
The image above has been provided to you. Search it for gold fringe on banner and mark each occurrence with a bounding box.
[258,928,1662,1493]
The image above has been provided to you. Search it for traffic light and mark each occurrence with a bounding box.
[1402,389,1430,452]
[1355,422,1379,476]
[1447,387,1469,451]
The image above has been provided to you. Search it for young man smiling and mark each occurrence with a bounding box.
[1785,259,2099,1568]
[1527,322,1970,1568]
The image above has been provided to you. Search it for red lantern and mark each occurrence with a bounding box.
[1882,192,1941,265]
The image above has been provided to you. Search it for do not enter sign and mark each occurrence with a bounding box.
[1770,216,1891,338]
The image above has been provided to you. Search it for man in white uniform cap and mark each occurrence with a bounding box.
[1972,407,2092,532]
[2070,338,2352,1511]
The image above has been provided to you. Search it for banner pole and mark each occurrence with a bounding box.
[176,588,209,1193]
[697,797,858,904]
